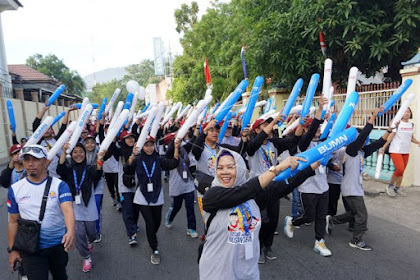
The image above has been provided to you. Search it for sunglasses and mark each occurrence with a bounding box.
[22,147,47,157]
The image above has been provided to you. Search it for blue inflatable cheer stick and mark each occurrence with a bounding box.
[6,100,16,133]
[242,76,264,130]
[300,74,319,124]
[215,79,248,124]
[377,79,412,117]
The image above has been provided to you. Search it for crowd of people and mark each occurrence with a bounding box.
[1,96,413,280]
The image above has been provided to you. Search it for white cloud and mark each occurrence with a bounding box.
[2,0,228,76]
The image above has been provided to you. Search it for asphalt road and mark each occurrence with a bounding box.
[1,181,419,280]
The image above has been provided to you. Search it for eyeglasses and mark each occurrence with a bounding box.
[22,147,47,157]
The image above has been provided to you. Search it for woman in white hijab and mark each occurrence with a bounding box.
[199,148,319,280]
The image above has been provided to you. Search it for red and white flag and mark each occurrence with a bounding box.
[319,31,327,57]
[204,58,211,85]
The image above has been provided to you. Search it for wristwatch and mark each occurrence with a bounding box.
[269,166,278,175]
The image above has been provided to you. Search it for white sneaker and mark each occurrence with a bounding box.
[394,187,407,197]
[284,216,295,238]
[386,184,396,197]
[314,239,332,257]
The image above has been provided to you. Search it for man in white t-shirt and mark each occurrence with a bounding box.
[7,145,75,280]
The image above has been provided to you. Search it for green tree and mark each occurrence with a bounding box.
[26,54,86,96]
[170,0,420,104]
[174,1,199,33]
[123,59,161,87]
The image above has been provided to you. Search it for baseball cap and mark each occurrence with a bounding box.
[145,136,156,144]
[19,144,47,159]
[120,130,135,141]
[10,144,23,155]
[251,116,273,131]
[163,133,176,145]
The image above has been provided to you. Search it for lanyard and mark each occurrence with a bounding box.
[259,143,272,168]
[204,143,217,157]
[234,201,252,233]
[142,161,156,182]
[73,168,87,194]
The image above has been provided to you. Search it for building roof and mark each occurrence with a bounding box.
[8,64,56,83]
[402,48,420,66]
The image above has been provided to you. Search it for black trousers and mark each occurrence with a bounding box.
[333,196,368,242]
[328,183,342,216]
[259,199,280,249]
[168,191,196,230]
[22,244,68,280]
[138,205,162,252]
[121,192,139,237]
[104,172,120,201]
[292,191,329,241]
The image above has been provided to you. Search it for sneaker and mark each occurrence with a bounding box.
[116,202,122,211]
[305,222,312,226]
[394,187,407,197]
[165,217,173,229]
[258,249,266,264]
[349,240,372,251]
[264,247,277,260]
[87,242,94,254]
[284,216,295,238]
[21,276,28,280]
[314,239,332,257]
[326,215,334,235]
[112,197,118,206]
[274,230,279,235]
[129,234,138,246]
[187,229,198,238]
[386,184,396,197]
[94,233,102,243]
[151,250,161,265]
[82,257,92,272]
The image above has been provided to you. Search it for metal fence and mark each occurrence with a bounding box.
[285,87,400,129]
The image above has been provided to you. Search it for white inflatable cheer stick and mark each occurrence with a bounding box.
[47,121,76,160]
[26,116,54,146]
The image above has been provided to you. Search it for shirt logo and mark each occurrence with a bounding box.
[18,195,31,203]
[7,199,11,208]
[50,191,56,199]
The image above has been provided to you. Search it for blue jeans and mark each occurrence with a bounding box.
[166,191,196,230]
[291,188,302,218]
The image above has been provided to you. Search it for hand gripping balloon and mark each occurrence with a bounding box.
[275,127,358,182]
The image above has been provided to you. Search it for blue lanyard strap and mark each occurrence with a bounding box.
[142,161,156,182]
[259,143,272,168]
[73,168,87,193]
[235,201,252,233]
[204,143,217,157]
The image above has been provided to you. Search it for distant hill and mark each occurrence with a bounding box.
[83,67,127,91]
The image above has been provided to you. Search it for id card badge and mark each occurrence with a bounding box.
[147,183,154,192]
[183,171,188,179]
[244,240,253,260]
[75,194,81,205]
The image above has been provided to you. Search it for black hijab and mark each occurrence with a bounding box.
[69,143,94,206]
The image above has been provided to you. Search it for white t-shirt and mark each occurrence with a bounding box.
[389,121,413,154]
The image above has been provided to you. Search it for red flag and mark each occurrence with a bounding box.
[319,31,327,57]
[204,58,211,85]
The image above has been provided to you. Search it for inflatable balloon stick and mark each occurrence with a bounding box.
[377,79,413,117]
[219,111,233,143]
[136,110,150,120]
[321,59,333,118]
[99,109,129,153]
[275,127,358,182]
[150,102,165,138]
[242,76,264,130]
[289,105,303,116]
[300,74,320,124]
[47,121,76,160]
[282,107,316,136]
[97,98,108,121]
[142,102,151,113]
[80,97,89,113]
[123,93,134,110]
[280,78,304,125]
[46,85,66,107]
[25,116,54,146]
[375,153,384,179]
[109,101,124,130]
[6,100,16,132]
[241,45,248,79]
[128,92,139,121]
[66,104,93,156]
[346,67,358,99]
[328,91,359,139]
[211,103,220,114]
[104,88,121,115]
[176,104,192,121]
[162,102,182,125]
[319,113,337,140]
[136,106,158,150]
[73,103,98,110]
[177,95,212,140]
[215,79,249,123]
[51,111,66,127]
[391,93,415,127]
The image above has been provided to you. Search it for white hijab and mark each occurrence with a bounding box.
[211,148,248,188]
